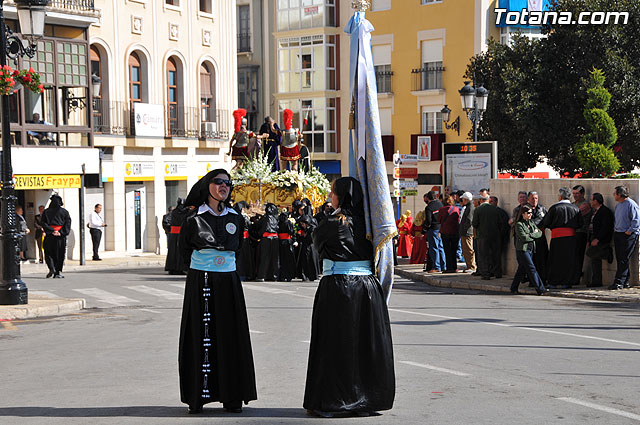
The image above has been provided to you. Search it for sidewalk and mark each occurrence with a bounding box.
[0,254,166,320]
[395,263,640,303]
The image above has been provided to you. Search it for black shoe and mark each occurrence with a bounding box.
[93,257,102,261]
[223,402,242,413]
[188,405,202,414]
[53,273,64,279]
[607,283,623,290]
[536,288,549,296]
[510,289,519,294]
[46,271,54,278]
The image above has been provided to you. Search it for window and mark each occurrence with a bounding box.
[371,0,391,11]
[200,63,216,123]
[238,67,258,130]
[500,27,546,45]
[421,0,442,4]
[418,39,443,90]
[237,5,251,52]
[277,35,336,93]
[277,0,336,31]
[279,97,337,154]
[199,0,211,13]
[129,52,142,104]
[167,58,178,133]
[374,64,392,93]
[166,0,179,5]
[422,110,443,134]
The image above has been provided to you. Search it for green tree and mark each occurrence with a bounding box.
[575,69,620,176]
[466,0,640,175]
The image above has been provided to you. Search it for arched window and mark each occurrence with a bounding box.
[129,52,142,104]
[167,57,178,133]
[200,63,215,123]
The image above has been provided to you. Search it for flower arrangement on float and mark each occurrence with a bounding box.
[230,149,331,209]
[0,65,44,96]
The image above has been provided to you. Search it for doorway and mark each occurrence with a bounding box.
[125,184,146,252]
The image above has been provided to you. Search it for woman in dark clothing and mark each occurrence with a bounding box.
[256,203,280,281]
[165,198,189,275]
[303,177,395,417]
[295,213,318,281]
[178,169,257,414]
[510,205,548,296]
[234,201,256,281]
[437,195,461,273]
[278,211,296,281]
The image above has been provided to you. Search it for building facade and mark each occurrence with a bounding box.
[10,0,237,260]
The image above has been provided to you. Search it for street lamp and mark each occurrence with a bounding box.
[0,0,50,305]
[458,80,489,142]
[440,104,460,136]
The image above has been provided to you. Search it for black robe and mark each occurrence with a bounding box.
[165,205,189,273]
[178,206,256,408]
[256,208,280,281]
[278,217,296,281]
[41,198,71,275]
[236,212,256,280]
[304,214,395,413]
[295,215,318,281]
[542,201,583,286]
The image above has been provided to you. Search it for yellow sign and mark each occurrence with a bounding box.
[15,175,81,189]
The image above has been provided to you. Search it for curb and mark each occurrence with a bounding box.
[396,268,640,303]
[0,295,86,320]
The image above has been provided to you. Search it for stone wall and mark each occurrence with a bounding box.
[490,179,640,286]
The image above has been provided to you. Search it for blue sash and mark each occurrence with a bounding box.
[190,249,236,272]
[322,259,373,276]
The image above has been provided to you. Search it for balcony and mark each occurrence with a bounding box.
[237,32,251,53]
[411,63,444,91]
[375,70,393,94]
[49,0,96,12]
[93,101,229,141]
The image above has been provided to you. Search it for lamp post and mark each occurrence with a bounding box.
[458,80,489,143]
[440,104,460,136]
[0,0,49,305]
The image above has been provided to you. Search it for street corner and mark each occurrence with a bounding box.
[0,294,86,321]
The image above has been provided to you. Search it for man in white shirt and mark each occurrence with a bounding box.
[88,203,106,260]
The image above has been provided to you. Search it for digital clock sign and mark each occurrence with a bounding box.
[442,142,497,194]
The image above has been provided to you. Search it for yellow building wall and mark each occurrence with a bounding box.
[367,0,500,155]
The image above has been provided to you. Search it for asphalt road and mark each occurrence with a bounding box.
[1,268,639,424]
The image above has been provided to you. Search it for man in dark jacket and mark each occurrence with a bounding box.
[41,194,71,278]
[459,192,476,272]
[472,194,501,280]
[490,196,510,278]
[423,191,446,273]
[586,193,614,287]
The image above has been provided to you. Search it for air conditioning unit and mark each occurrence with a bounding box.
[201,121,217,135]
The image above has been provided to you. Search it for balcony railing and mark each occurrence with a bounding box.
[93,101,229,140]
[376,70,393,94]
[237,32,251,53]
[411,63,444,91]
[49,0,96,12]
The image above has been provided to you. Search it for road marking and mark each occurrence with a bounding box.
[301,340,310,344]
[125,285,183,300]
[558,397,640,421]
[73,288,140,306]
[140,309,162,314]
[30,290,59,298]
[389,308,640,348]
[242,284,295,295]
[0,320,17,331]
[249,330,265,334]
[399,360,470,377]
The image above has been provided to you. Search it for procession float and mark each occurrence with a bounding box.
[230,150,331,210]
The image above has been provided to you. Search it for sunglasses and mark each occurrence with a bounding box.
[211,178,232,187]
